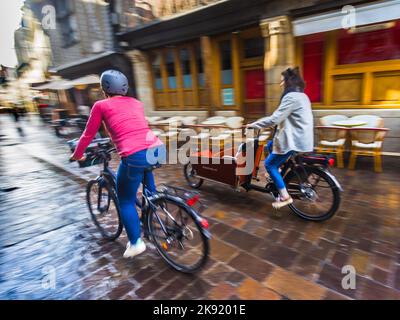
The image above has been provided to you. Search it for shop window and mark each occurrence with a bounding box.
[337,21,400,64]
[165,50,177,89]
[151,52,163,90]
[149,41,205,109]
[52,0,79,47]
[244,37,264,59]
[220,40,233,85]
[195,44,205,87]
[179,48,192,88]
[303,33,324,103]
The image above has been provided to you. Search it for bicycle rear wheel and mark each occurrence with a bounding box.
[285,166,340,221]
[147,194,209,273]
[86,179,123,240]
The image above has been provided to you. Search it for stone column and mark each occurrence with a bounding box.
[260,16,295,114]
[200,36,216,117]
[126,49,155,115]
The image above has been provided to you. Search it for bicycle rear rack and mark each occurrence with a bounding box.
[157,184,207,214]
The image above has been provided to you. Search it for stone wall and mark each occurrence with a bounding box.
[46,0,114,68]
[126,50,155,113]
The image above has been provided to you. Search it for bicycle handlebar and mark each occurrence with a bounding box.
[244,127,263,138]
[68,137,116,165]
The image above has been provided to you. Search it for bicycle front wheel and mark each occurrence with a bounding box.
[86,179,123,240]
[147,194,209,273]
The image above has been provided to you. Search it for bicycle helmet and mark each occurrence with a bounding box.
[100,69,129,96]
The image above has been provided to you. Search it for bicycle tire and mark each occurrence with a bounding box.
[86,178,123,240]
[183,163,203,189]
[285,166,341,221]
[147,193,209,273]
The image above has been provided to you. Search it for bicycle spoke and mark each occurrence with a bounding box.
[148,196,208,272]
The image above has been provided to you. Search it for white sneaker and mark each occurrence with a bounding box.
[123,238,146,258]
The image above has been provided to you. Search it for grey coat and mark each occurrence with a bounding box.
[249,92,314,155]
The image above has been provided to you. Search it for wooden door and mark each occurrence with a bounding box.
[242,67,266,120]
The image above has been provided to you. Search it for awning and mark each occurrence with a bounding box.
[70,74,100,86]
[32,79,74,91]
[50,51,116,75]
[31,74,100,91]
[49,51,136,96]
[293,0,400,36]
[117,0,267,50]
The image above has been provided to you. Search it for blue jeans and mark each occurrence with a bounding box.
[116,145,166,244]
[264,141,294,190]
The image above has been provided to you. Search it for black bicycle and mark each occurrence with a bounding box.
[69,138,210,273]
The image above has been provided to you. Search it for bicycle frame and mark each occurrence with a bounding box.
[100,161,117,189]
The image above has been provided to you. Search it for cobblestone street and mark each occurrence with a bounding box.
[0,114,400,300]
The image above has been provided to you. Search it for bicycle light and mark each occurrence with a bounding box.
[186,194,200,207]
[200,218,209,229]
[328,158,335,167]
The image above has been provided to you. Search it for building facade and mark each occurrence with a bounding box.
[12,3,53,111]
[33,0,115,68]
[116,0,400,154]
[14,0,136,112]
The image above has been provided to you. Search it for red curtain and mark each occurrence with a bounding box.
[338,21,400,64]
[303,33,324,103]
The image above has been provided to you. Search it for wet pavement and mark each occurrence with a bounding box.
[0,114,399,300]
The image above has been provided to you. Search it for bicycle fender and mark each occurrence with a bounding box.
[159,193,212,239]
[320,168,343,192]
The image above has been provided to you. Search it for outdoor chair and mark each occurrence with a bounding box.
[146,116,162,124]
[315,115,349,168]
[349,115,384,128]
[348,116,388,172]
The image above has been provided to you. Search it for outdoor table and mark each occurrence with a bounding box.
[332,119,367,127]
[330,119,368,165]
[201,119,226,126]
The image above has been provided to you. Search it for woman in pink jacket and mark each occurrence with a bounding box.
[71,70,164,258]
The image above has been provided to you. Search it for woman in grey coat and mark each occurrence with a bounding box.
[248,67,314,209]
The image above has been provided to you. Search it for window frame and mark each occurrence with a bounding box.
[148,41,207,110]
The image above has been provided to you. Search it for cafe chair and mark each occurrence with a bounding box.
[189,132,211,151]
[202,116,226,123]
[315,115,349,168]
[151,128,163,137]
[348,118,389,172]
[152,116,183,132]
[222,116,244,148]
[181,116,198,126]
[176,116,199,147]
[146,116,162,124]
[319,115,348,126]
[179,116,198,132]
[210,133,233,154]
[160,130,179,150]
[348,115,384,128]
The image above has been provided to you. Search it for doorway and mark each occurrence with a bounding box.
[242,67,265,120]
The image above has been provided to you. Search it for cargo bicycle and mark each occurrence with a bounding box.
[184,129,342,221]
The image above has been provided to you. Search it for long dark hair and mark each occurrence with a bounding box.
[281,67,305,95]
